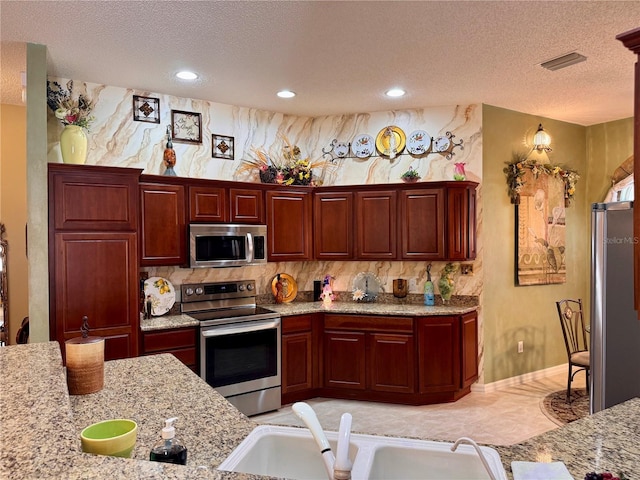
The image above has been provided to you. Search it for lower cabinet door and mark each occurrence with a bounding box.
[368,333,415,393]
[417,316,460,393]
[324,331,366,390]
[282,332,314,393]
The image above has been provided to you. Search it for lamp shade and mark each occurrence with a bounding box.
[533,124,552,151]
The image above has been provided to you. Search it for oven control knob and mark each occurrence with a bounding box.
[195,287,204,295]
[238,284,245,291]
[247,283,254,291]
[184,287,194,297]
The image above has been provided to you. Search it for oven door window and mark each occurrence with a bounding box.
[196,235,246,262]
[204,328,278,387]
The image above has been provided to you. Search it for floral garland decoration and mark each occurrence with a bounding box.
[46,80,95,130]
[504,156,580,207]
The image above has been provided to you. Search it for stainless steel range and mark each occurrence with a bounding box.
[181,280,281,416]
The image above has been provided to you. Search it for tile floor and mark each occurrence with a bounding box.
[254,371,587,446]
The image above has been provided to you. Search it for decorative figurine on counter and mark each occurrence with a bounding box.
[163,125,177,176]
[320,274,335,305]
[275,274,285,304]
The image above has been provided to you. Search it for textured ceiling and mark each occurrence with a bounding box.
[2,1,640,126]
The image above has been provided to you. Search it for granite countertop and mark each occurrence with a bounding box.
[140,300,480,331]
[4,341,640,479]
[263,300,478,317]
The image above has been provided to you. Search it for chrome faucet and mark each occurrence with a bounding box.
[292,402,352,480]
[450,437,497,480]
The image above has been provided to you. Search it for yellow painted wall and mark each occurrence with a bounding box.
[0,104,29,344]
[585,117,634,202]
[482,104,590,384]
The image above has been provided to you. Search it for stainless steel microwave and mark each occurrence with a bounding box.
[189,224,267,268]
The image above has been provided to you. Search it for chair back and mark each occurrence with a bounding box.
[556,299,588,357]
[16,316,29,344]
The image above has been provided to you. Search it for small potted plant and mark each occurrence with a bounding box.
[401,167,421,183]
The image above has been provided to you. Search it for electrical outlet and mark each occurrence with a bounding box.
[460,264,474,275]
[517,341,524,353]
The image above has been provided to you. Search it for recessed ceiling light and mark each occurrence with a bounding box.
[176,71,198,80]
[277,90,296,98]
[386,88,406,98]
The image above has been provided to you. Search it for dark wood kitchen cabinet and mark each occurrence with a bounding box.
[139,180,186,266]
[48,164,141,362]
[617,29,640,316]
[188,185,228,223]
[354,190,397,259]
[230,187,265,224]
[323,315,415,395]
[313,191,353,260]
[281,313,321,404]
[447,184,477,260]
[141,327,199,373]
[266,188,312,261]
[399,187,445,260]
[417,310,478,394]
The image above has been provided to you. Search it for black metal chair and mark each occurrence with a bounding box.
[556,299,589,402]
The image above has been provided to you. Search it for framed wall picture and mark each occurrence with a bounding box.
[171,110,202,144]
[212,134,234,160]
[133,95,160,124]
[515,170,566,286]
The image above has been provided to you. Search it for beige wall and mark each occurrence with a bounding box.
[0,104,29,344]
[482,104,590,384]
[585,117,634,203]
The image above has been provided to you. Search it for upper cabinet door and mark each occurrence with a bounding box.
[49,164,139,231]
[355,190,397,259]
[314,191,353,260]
[266,189,312,261]
[399,188,445,260]
[446,185,476,260]
[230,188,265,224]
[139,182,186,266]
[188,186,228,223]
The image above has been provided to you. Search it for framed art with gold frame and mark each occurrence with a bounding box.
[171,110,202,144]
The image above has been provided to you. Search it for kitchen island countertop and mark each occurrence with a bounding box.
[3,341,640,479]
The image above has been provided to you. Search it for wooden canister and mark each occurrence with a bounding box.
[66,317,104,395]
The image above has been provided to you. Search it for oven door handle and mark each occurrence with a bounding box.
[201,318,280,337]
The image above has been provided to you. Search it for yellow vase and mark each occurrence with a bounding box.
[60,125,88,164]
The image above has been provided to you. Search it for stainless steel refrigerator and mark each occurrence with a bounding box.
[591,201,640,413]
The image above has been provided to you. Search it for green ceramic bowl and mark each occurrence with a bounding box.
[80,419,138,458]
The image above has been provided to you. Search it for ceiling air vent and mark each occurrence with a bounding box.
[540,52,587,71]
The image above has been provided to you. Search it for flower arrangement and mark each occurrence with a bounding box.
[47,80,95,130]
[438,262,458,303]
[584,471,629,480]
[400,166,421,183]
[241,135,326,186]
[504,156,580,207]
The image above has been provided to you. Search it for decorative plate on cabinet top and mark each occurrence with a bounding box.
[433,135,452,153]
[334,142,350,158]
[143,277,176,316]
[351,134,376,158]
[271,273,298,303]
[406,130,431,155]
[352,272,383,301]
[375,126,406,158]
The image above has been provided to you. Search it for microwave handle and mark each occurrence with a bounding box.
[247,232,255,263]
[201,318,280,338]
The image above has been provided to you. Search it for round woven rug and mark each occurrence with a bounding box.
[540,388,589,425]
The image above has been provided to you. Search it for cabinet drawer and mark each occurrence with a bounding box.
[324,314,413,333]
[282,314,313,334]
[142,328,198,353]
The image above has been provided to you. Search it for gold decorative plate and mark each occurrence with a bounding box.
[375,126,406,157]
[271,273,298,303]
